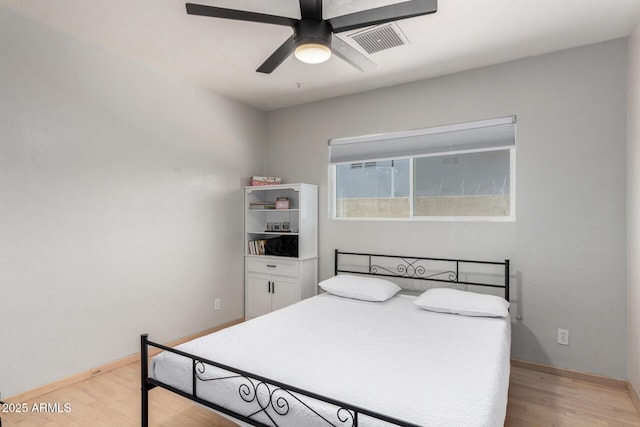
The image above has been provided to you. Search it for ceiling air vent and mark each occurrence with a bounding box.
[348,23,409,54]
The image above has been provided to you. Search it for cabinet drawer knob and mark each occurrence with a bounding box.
[266,264,277,268]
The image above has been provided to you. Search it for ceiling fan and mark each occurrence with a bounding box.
[185,0,438,74]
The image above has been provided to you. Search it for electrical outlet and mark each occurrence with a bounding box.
[557,328,569,345]
[214,298,220,310]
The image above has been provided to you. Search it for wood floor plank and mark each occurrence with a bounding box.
[2,363,639,426]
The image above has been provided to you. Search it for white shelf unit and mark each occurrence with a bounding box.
[244,183,318,319]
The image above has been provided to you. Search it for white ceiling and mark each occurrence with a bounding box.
[2,0,640,111]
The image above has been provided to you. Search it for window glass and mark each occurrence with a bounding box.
[413,151,511,217]
[335,159,410,218]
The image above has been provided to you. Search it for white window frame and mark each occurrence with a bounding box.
[329,118,516,222]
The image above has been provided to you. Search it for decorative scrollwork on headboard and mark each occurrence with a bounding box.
[370,258,457,281]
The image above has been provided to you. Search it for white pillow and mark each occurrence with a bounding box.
[319,274,401,302]
[414,288,509,318]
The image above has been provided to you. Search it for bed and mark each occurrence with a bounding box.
[141,250,511,427]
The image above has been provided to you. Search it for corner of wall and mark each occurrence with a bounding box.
[628,19,640,394]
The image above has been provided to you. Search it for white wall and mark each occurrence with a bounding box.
[266,40,628,379]
[0,8,265,397]
[628,21,640,394]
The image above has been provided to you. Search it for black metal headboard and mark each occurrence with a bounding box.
[334,250,510,301]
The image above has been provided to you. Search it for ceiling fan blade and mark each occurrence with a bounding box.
[329,0,437,33]
[299,0,322,20]
[186,3,296,27]
[331,36,376,72]
[256,36,296,74]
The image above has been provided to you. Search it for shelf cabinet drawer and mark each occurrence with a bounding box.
[246,258,299,277]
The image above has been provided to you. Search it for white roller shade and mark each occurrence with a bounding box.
[329,116,516,164]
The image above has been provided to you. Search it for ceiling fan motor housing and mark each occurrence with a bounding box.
[294,19,332,49]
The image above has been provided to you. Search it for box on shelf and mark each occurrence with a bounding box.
[250,176,282,186]
[275,197,290,209]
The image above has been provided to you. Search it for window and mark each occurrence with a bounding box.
[329,117,516,220]
[335,160,410,218]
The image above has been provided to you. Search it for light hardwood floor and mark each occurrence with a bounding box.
[506,367,640,426]
[2,362,639,426]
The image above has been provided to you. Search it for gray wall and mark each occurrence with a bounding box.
[0,8,265,397]
[628,22,640,394]
[266,40,628,379]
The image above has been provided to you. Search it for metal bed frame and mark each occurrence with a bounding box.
[141,250,510,427]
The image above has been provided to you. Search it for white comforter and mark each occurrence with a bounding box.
[151,293,511,427]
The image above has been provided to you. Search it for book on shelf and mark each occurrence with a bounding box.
[249,201,275,210]
[248,239,269,255]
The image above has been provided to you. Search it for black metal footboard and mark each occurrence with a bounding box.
[140,334,420,427]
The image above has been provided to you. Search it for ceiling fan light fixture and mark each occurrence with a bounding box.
[295,42,331,64]
[293,19,332,65]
